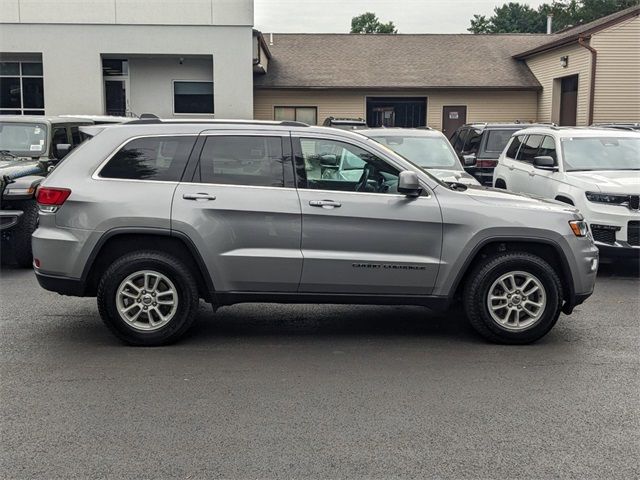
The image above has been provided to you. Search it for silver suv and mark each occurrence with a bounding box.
[33,119,599,346]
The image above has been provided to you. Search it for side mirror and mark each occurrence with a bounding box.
[54,143,72,160]
[319,154,339,167]
[398,171,422,197]
[462,154,477,167]
[533,156,557,171]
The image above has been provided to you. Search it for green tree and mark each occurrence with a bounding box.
[468,0,639,34]
[350,12,398,34]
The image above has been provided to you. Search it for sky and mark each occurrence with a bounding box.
[254,0,548,34]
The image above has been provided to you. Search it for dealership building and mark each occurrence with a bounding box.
[1,1,638,130]
[0,0,255,118]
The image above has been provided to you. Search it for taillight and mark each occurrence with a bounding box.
[476,159,498,168]
[36,187,71,212]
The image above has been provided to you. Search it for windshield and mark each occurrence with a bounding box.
[370,135,461,170]
[561,136,640,171]
[0,122,47,157]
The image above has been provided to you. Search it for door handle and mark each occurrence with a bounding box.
[528,171,536,176]
[309,199,342,208]
[508,165,514,171]
[183,192,216,201]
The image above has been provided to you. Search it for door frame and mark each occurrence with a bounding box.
[103,76,130,116]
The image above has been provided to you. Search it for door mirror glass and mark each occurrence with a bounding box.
[319,154,338,167]
[397,171,422,197]
[462,154,477,167]
[54,143,71,160]
[533,155,557,170]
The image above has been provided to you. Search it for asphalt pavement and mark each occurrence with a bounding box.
[1,260,638,479]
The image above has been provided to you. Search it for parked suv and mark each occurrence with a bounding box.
[1,116,92,266]
[493,126,640,256]
[33,120,598,346]
[450,123,548,186]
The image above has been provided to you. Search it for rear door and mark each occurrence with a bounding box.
[171,130,302,292]
[292,133,442,295]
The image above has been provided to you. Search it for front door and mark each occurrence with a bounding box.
[104,79,127,116]
[559,75,578,126]
[442,106,467,139]
[172,132,302,292]
[292,134,442,295]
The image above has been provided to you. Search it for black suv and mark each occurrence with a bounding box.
[450,123,548,186]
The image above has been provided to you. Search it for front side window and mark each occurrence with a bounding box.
[369,135,460,170]
[0,61,44,115]
[274,106,318,125]
[297,138,400,194]
[561,137,640,172]
[452,128,468,152]
[100,136,195,181]
[516,135,543,163]
[0,122,47,157]
[537,136,557,162]
[197,136,285,187]
[173,81,213,114]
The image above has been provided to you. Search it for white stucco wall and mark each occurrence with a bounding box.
[0,0,253,25]
[0,23,254,118]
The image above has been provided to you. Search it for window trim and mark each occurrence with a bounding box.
[172,80,214,116]
[0,61,44,115]
[92,134,198,183]
[273,106,318,125]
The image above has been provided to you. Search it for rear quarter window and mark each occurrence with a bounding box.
[484,129,518,154]
[99,136,196,181]
[505,135,524,159]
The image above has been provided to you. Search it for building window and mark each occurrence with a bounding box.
[274,106,317,125]
[173,81,214,114]
[0,62,45,115]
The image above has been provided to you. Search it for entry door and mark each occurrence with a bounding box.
[104,79,127,116]
[292,135,442,295]
[442,106,467,139]
[172,132,303,293]
[559,75,578,126]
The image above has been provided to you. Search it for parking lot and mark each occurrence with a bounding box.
[0,259,637,479]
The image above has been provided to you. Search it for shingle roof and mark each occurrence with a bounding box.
[254,33,550,90]
[514,5,640,58]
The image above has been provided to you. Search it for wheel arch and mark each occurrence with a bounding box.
[494,178,507,189]
[449,238,574,309]
[554,195,575,205]
[81,228,215,302]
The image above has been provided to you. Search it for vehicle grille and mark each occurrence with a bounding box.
[591,225,616,244]
[629,221,640,246]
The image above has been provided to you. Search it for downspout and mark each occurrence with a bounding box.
[578,35,597,125]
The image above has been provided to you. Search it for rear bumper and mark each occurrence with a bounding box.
[35,271,86,296]
[464,166,495,186]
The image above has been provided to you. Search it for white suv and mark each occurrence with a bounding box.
[494,127,640,256]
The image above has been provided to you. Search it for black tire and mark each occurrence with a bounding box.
[12,200,39,268]
[97,251,200,346]
[463,252,563,344]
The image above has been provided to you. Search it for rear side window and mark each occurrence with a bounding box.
[506,135,524,158]
[516,135,543,163]
[537,135,557,162]
[485,129,518,153]
[100,136,195,181]
[197,136,285,187]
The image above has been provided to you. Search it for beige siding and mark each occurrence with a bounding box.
[525,43,592,125]
[591,15,640,122]
[254,89,538,130]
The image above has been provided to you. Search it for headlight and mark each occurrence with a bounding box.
[569,220,589,237]
[585,191,628,205]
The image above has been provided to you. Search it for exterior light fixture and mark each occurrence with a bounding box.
[560,56,569,68]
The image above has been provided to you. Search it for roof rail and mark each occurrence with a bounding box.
[123,119,310,127]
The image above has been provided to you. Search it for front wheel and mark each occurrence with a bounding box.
[97,251,200,346]
[463,252,563,344]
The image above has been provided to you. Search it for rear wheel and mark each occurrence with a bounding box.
[463,252,563,344]
[97,251,199,346]
[494,179,507,189]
